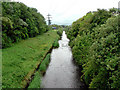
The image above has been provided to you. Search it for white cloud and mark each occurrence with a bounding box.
[13,0,119,25]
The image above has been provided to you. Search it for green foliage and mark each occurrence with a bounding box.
[53,39,59,48]
[28,72,41,88]
[109,8,119,14]
[2,2,48,48]
[2,31,59,88]
[66,9,111,41]
[28,54,51,88]
[52,28,63,48]
[67,8,120,88]
[39,54,50,74]
[57,28,63,37]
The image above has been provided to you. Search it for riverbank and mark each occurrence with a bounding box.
[28,29,63,88]
[2,30,60,88]
[66,11,120,88]
[28,53,51,88]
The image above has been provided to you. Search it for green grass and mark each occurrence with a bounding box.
[53,28,63,48]
[28,72,41,88]
[2,30,59,88]
[39,54,50,73]
[28,53,51,88]
[53,39,59,48]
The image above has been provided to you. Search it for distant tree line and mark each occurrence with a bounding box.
[1,2,48,48]
[66,8,120,88]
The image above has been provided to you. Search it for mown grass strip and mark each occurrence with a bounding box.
[2,30,59,88]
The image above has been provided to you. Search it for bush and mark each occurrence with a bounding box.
[2,2,48,48]
[67,9,120,88]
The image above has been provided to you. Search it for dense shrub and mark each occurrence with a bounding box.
[67,9,120,88]
[1,2,48,48]
[67,9,112,41]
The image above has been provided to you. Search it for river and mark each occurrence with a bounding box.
[41,31,86,88]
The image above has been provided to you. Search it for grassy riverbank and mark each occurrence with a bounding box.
[2,30,59,88]
[28,29,63,88]
[28,53,51,88]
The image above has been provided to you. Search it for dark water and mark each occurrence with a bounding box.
[41,31,86,88]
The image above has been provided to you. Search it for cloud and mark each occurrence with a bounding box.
[13,0,119,25]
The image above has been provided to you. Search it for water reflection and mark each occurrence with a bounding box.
[59,31,69,48]
[41,31,85,88]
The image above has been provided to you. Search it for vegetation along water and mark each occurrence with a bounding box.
[66,9,120,88]
[1,1,120,89]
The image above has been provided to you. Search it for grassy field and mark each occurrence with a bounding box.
[2,30,59,88]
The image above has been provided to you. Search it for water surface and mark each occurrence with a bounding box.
[41,31,86,88]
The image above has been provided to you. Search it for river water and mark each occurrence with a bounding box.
[41,31,86,88]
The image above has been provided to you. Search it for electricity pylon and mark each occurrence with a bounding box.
[47,14,52,25]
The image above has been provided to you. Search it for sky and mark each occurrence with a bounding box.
[13,0,119,25]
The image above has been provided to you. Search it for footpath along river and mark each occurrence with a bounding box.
[41,31,86,88]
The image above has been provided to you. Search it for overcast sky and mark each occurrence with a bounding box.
[13,0,119,25]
